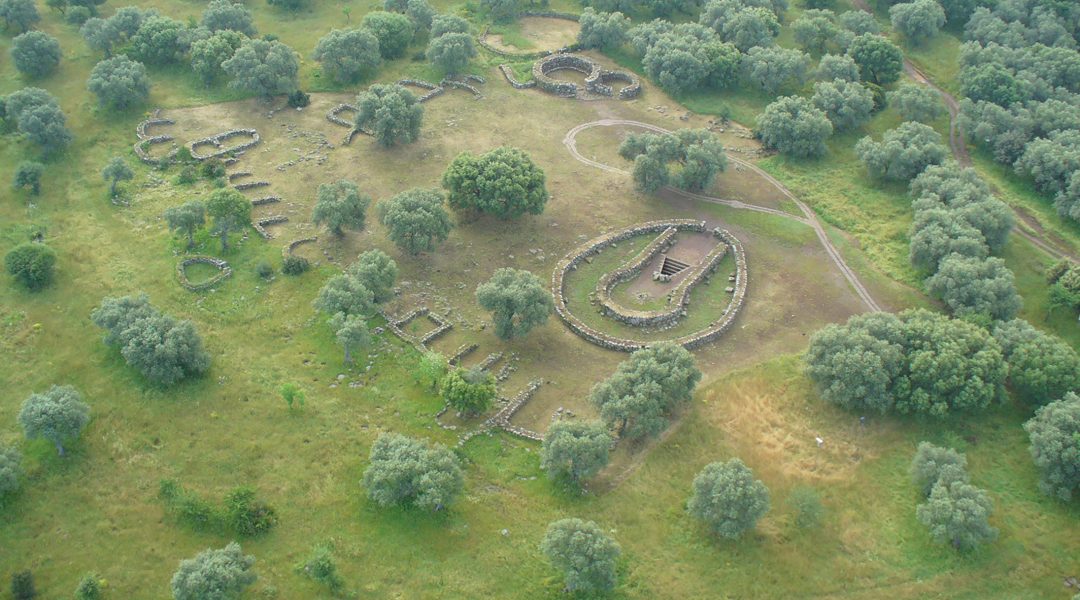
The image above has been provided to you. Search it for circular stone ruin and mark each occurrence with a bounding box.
[551,219,747,351]
[176,256,232,291]
[529,54,641,100]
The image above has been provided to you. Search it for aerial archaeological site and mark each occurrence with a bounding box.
[1,0,1079,596]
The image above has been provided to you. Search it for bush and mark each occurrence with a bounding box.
[5,242,56,291]
[910,442,969,497]
[255,260,274,279]
[287,90,310,107]
[362,433,463,510]
[171,543,256,600]
[224,487,278,536]
[73,574,103,600]
[295,544,344,592]
[441,367,497,416]
[11,571,35,600]
[687,458,770,538]
[282,254,310,275]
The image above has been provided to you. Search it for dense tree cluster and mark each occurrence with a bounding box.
[80,6,156,58]
[577,8,630,50]
[355,83,423,148]
[443,146,548,218]
[804,309,1006,417]
[956,0,1080,222]
[629,20,741,95]
[0,0,40,32]
[475,267,552,340]
[856,121,948,181]
[128,15,192,66]
[314,28,381,84]
[742,46,811,93]
[846,33,903,85]
[379,188,453,254]
[91,294,211,386]
[890,0,946,45]
[1024,393,1080,502]
[756,95,833,158]
[699,0,781,52]
[992,319,1080,403]
[816,53,860,82]
[362,433,463,510]
[792,9,851,55]
[1,86,73,154]
[541,518,620,594]
[589,343,701,440]
[914,448,997,551]
[687,458,770,538]
[906,164,1019,320]
[618,128,727,192]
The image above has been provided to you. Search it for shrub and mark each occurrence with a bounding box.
[282,254,310,276]
[73,573,103,599]
[5,242,56,291]
[11,571,35,600]
[170,543,256,600]
[787,486,824,529]
[541,518,620,594]
[295,544,344,592]
[910,442,969,497]
[440,367,497,416]
[362,433,463,510]
[916,479,997,551]
[687,458,770,538]
[0,444,22,502]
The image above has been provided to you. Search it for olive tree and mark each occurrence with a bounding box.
[190,30,245,86]
[847,33,903,85]
[1024,393,1080,502]
[91,294,212,386]
[12,160,43,195]
[0,0,40,32]
[4,87,72,154]
[426,32,475,75]
[329,312,370,365]
[206,188,251,252]
[756,95,833,158]
[5,242,56,291]
[101,155,134,198]
[430,14,469,37]
[19,385,90,456]
[361,11,414,59]
[816,53,859,82]
[88,55,150,110]
[811,78,873,131]
[129,16,190,66]
[590,343,701,440]
[855,121,947,181]
[405,0,435,30]
[201,0,256,36]
[888,83,945,123]
[618,128,726,192]
[440,367,497,416]
[577,8,630,49]
[164,200,206,249]
[890,0,946,45]
[475,268,553,340]
[313,271,374,318]
[443,146,548,218]
[312,179,370,236]
[541,518,620,595]
[0,444,21,501]
[993,319,1080,403]
[838,9,879,35]
[687,458,770,538]
[541,420,612,484]
[916,479,997,551]
[171,542,257,600]
[355,83,423,148]
[641,28,741,95]
[791,9,842,54]
[11,31,61,78]
[741,46,810,93]
[362,433,463,510]
[379,188,452,255]
[222,38,299,99]
[313,28,381,84]
[349,249,397,303]
[925,254,1021,321]
[910,442,969,497]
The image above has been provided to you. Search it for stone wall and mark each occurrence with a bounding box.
[283,236,317,257]
[253,215,287,239]
[551,221,747,352]
[176,256,232,291]
[134,116,177,165]
[498,64,536,89]
[448,343,479,366]
[529,54,641,100]
[187,129,261,161]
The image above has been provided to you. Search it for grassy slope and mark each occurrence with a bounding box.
[0,1,1078,598]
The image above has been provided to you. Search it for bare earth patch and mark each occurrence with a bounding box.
[485,17,581,53]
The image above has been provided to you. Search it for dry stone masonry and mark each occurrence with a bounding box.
[552,220,748,351]
[527,54,641,100]
[253,215,288,239]
[134,114,178,165]
[176,256,232,291]
[187,129,261,161]
[283,237,317,257]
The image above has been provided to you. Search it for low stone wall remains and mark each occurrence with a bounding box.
[187,129,261,161]
[498,64,536,89]
[253,215,287,239]
[283,236,317,257]
[448,343,479,366]
[134,116,177,165]
[530,54,641,100]
[176,255,232,291]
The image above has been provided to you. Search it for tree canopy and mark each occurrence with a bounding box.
[355,83,423,148]
[329,312,370,365]
[206,188,252,251]
[804,309,1006,417]
[0,0,40,32]
[855,121,948,181]
[164,200,206,249]
[201,0,256,36]
[756,95,833,158]
[541,518,621,595]
[87,55,150,110]
[889,0,946,44]
[3,86,73,154]
[811,78,874,131]
[222,38,299,98]
[816,53,860,82]
[5,242,56,291]
[741,46,810,93]
[687,458,771,538]
[1024,393,1080,502]
[992,319,1080,403]
[617,128,727,192]
[589,343,701,440]
[349,249,398,303]
[475,268,552,340]
[129,16,190,66]
[440,367,497,416]
[910,442,969,497]
[541,420,613,484]
[0,444,21,501]
[91,294,211,386]
[916,479,997,551]
[314,28,381,84]
[171,542,257,600]
[361,11,414,59]
[190,30,245,86]
[313,269,375,319]
[924,254,1021,321]
[443,146,548,218]
[379,188,453,255]
[425,31,476,75]
[578,8,631,50]
[18,384,90,455]
[888,82,945,123]
[12,160,43,195]
[11,31,61,78]
[312,179,370,236]
[847,33,903,84]
[362,433,463,510]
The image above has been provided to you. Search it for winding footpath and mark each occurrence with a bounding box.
[564,119,883,312]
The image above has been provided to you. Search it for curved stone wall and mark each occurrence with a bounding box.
[551,221,747,352]
[176,256,232,291]
[529,54,641,100]
[187,129,261,161]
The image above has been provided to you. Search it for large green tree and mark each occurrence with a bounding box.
[618,129,727,192]
[910,442,969,497]
[846,33,903,84]
[18,384,90,456]
[201,0,256,36]
[171,542,257,600]
[916,479,997,551]
[924,254,1021,321]
[0,0,40,32]
[164,200,206,249]
[993,319,1080,403]
[590,343,701,440]
[12,160,43,196]
[313,271,375,318]
[889,0,945,45]
[425,32,476,75]
[475,268,553,340]
[540,420,613,484]
[314,28,381,84]
[362,433,463,510]
[355,83,423,148]
[578,8,631,49]
[222,38,300,99]
[855,121,948,182]
[811,78,873,132]
[379,188,453,254]
[756,95,833,158]
[687,458,771,538]
[11,31,61,78]
[128,16,190,66]
[330,312,370,365]
[443,147,549,218]
[206,188,252,252]
[361,11,414,59]
[541,518,621,595]
[1024,393,1080,502]
[349,249,397,303]
[888,82,945,123]
[190,30,245,86]
[312,179,370,236]
[88,55,150,110]
[440,367,497,416]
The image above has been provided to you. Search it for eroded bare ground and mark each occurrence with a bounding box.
[484,16,581,53]
[147,59,894,436]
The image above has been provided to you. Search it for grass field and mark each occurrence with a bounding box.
[1,0,1079,598]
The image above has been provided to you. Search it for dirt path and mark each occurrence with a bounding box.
[564,119,883,313]
[851,0,1077,262]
